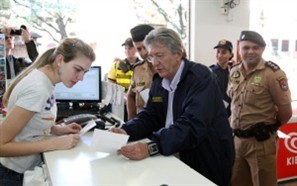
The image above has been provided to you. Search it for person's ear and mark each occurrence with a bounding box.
[56,54,64,66]
[176,50,183,61]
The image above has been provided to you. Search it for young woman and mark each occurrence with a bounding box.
[209,39,234,117]
[0,37,96,186]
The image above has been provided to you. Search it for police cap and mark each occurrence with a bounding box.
[239,30,266,47]
[130,24,154,42]
[214,39,233,52]
[122,37,134,47]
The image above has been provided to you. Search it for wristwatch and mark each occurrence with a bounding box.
[147,141,159,156]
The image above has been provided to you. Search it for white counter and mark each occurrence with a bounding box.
[43,132,216,186]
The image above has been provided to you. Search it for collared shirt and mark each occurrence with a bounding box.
[127,60,155,119]
[227,59,291,130]
[162,60,185,128]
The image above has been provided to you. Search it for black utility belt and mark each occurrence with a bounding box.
[233,123,279,142]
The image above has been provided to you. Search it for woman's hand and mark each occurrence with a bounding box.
[51,123,81,135]
[50,134,80,150]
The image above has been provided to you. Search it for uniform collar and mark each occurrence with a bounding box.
[239,58,266,73]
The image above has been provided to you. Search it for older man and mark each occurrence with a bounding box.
[111,28,234,186]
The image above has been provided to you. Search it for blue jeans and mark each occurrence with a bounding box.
[0,163,24,186]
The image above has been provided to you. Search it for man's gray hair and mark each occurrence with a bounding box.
[143,27,184,55]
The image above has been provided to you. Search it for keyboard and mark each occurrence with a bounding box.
[57,109,99,121]
[64,114,97,125]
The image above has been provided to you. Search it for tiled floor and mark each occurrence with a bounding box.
[278,179,297,186]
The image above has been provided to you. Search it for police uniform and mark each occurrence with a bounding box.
[127,24,155,120]
[210,39,234,117]
[227,31,292,186]
[126,60,154,120]
[107,58,139,92]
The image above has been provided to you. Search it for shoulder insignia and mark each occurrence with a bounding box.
[132,60,144,69]
[265,61,280,72]
[230,61,241,69]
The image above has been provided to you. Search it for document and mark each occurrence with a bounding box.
[90,129,129,153]
[79,120,97,136]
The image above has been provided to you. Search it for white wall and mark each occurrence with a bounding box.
[190,0,250,66]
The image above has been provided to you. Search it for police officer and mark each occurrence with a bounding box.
[108,37,139,92]
[227,30,292,186]
[108,37,140,121]
[126,24,155,120]
[210,39,234,117]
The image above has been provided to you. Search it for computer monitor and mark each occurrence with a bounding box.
[54,66,102,103]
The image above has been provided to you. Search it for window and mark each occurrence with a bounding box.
[281,40,289,52]
[0,0,189,76]
[271,39,278,51]
[250,0,297,101]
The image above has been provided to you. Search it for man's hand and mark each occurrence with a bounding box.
[21,27,31,43]
[118,142,149,160]
[109,127,127,135]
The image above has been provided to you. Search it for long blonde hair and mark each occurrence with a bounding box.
[2,38,96,107]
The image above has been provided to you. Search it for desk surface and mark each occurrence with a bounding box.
[44,132,216,186]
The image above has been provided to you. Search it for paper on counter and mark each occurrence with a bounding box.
[79,120,96,136]
[90,129,129,153]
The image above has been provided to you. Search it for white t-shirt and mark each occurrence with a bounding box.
[0,69,57,173]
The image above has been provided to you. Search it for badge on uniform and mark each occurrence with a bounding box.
[232,71,240,78]
[252,75,262,86]
[277,77,288,91]
[152,97,162,102]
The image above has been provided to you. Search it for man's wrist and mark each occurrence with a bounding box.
[147,141,159,156]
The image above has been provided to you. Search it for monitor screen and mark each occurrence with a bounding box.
[54,66,101,103]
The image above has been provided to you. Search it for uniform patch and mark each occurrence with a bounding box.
[252,75,262,85]
[277,77,288,91]
[232,71,240,78]
[152,97,162,102]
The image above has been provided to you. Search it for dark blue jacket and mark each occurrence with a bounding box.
[209,63,231,117]
[122,59,234,186]
[5,40,38,79]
